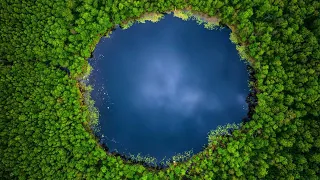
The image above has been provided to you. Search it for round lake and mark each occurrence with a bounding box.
[89,14,249,162]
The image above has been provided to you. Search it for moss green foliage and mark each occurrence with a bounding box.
[1,0,320,179]
[121,13,164,29]
[172,10,220,30]
[173,10,192,20]
[78,64,100,128]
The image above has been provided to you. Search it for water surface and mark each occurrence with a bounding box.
[89,14,249,161]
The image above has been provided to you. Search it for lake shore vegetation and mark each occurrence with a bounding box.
[1,0,319,179]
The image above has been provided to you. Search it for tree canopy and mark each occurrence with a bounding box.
[0,0,319,179]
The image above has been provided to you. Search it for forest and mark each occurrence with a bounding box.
[0,0,319,179]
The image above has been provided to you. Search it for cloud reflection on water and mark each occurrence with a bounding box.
[88,14,249,160]
[132,50,222,118]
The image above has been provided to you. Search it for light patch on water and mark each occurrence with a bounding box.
[133,51,222,117]
[236,93,246,104]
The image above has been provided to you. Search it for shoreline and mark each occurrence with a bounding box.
[76,9,260,171]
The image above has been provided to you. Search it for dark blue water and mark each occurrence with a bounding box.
[89,14,249,162]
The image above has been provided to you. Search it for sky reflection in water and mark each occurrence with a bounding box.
[89,14,249,161]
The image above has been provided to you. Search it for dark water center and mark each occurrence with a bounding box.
[89,14,249,161]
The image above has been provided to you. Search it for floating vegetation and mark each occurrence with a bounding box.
[172,10,220,30]
[207,123,241,145]
[120,13,164,30]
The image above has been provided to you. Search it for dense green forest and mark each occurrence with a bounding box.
[1,0,319,179]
